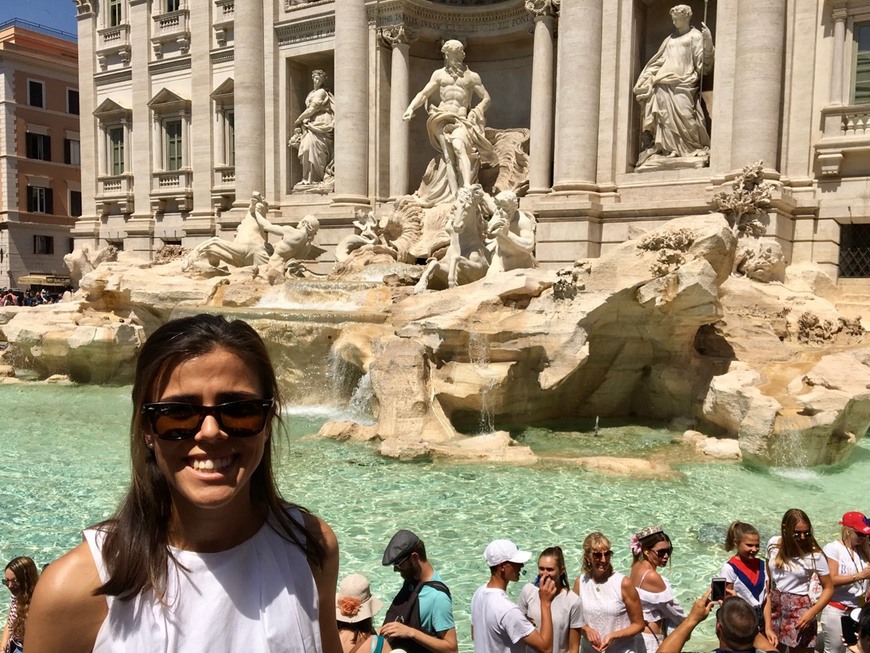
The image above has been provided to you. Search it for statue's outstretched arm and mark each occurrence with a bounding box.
[404,72,440,121]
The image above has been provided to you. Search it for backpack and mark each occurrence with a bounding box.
[383,580,451,653]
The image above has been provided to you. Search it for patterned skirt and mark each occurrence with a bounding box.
[771,587,817,649]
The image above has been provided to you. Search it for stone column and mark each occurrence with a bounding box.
[730,0,786,174]
[333,0,369,203]
[70,0,99,246]
[232,0,265,207]
[381,25,417,199]
[526,0,557,194]
[830,6,848,105]
[552,0,601,192]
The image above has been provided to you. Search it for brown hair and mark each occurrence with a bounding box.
[717,596,758,649]
[582,532,612,575]
[633,531,673,566]
[5,556,39,642]
[774,508,822,568]
[725,521,760,551]
[95,314,324,600]
[539,546,570,591]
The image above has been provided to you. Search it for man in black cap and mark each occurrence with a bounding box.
[380,529,458,653]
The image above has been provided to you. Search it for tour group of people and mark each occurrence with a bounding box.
[1,313,868,653]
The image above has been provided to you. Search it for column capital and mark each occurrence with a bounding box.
[525,0,559,19]
[831,6,848,22]
[379,24,419,49]
[73,0,95,17]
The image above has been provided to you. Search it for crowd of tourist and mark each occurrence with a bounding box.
[2,314,868,653]
[0,289,63,307]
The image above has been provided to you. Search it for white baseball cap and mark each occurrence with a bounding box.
[484,539,532,566]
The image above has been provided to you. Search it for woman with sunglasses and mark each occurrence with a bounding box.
[628,526,686,653]
[573,533,644,653]
[25,314,342,652]
[819,512,870,653]
[767,508,834,653]
[1,557,39,653]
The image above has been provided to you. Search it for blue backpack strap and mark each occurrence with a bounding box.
[371,635,384,653]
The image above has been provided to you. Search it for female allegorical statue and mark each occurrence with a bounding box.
[291,69,335,189]
[633,4,714,168]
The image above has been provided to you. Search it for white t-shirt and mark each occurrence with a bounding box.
[517,583,584,653]
[767,536,830,595]
[823,540,869,606]
[720,558,768,608]
[472,584,535,653]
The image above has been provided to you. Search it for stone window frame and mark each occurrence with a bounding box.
[106,0,125,28]
[147,89,191,173]
[93,99,132,178]
[211,78,235,168]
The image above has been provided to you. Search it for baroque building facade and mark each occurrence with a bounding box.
[0,21,80,289]
[69,0,870,279]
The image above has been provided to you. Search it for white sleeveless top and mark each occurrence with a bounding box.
[84,511,322,652]
[578,572,641,653]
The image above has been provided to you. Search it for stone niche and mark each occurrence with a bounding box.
[285,58,335,193]
[630,0,718,170]
[404,33,534,190]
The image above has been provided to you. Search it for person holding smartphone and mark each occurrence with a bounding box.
[821,512,870,653]
[517,547,584,653]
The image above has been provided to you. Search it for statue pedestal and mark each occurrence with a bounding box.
[634,154,710,172]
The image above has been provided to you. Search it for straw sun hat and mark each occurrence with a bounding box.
[336,574,384,623]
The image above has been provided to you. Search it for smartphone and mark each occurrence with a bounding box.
[533,574,541,587]
[842,614,858,646]
[711,576,727,602]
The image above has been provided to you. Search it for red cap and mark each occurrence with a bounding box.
[840,512,870,535]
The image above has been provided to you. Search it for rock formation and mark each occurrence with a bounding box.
[3,213,869,467]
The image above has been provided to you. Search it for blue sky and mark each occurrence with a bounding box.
[0,0,78,38]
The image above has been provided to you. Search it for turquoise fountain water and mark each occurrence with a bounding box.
[2,382,869,650]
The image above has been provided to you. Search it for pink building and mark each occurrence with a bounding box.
[0,21,79,290]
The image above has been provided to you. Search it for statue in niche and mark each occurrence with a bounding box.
[289,69,335,191]
[633,4,714,169]
[485,190,538,275]
[414,183,491,292]
[183,192,272,275]
[403,40,498,207]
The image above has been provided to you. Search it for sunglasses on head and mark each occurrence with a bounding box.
[141,399,274,440]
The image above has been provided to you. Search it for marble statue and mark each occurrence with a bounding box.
[633,4,714,168]
[485,190,538,275]
[183,192,271,273]
[290,69,335,190]
[404,40,498,206]
[258,213,323,281]
[414,184,491,292]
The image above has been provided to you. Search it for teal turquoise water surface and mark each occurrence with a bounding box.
[2,382,869,650]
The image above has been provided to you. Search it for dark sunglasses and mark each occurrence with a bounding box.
[793,530,812,538]
[591,550,613,560]
[652,547,673,557]
[1,578,13,587]
[141,399,274,440]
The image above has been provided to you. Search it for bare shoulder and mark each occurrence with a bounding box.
[303,512,338,556]
[621,575,641,598]
[26,542,108,652]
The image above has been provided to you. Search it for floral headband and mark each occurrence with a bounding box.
[631,525,664,554]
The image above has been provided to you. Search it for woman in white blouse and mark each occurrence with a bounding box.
[767,508,834,653]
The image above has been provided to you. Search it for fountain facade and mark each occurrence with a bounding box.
[65,0,864,282]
